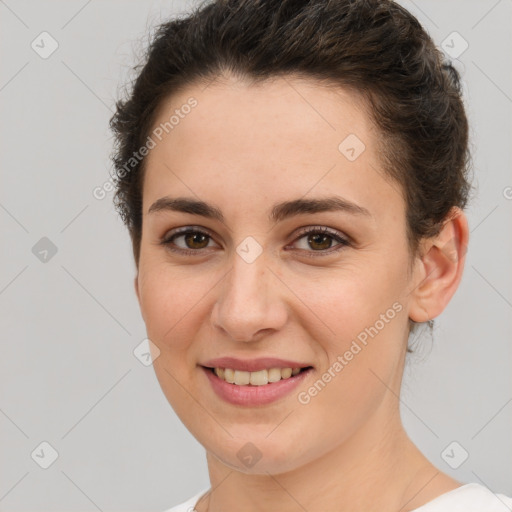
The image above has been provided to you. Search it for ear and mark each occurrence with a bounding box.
[408,207,469,323]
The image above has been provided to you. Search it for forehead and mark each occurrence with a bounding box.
[142,75,404,223]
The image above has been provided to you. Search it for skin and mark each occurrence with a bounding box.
[134,74,469,512]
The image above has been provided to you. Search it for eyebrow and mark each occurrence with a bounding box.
[147,195,372,223]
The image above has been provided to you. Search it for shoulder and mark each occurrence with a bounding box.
[412,483,512,511]
[162,488,210,512]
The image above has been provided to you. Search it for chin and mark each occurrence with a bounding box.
[205,432,310,475]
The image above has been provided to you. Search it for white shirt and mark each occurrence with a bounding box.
[163,483,512,512]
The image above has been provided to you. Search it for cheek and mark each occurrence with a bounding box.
[137,266,208,409]
[137,265,202,351]
[293,259,406,342]
[294,258,408,391]
[294,275,408,441]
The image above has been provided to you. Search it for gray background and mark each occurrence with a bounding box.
[1,0,511,510]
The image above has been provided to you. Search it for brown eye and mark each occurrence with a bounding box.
[291,226,350,257]
[181,231,210,249]
[306,232,333,250]
[160,228,218,255]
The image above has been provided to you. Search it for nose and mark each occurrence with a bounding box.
[211,250,288,343]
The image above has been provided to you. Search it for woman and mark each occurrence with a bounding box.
[109,0,512,510]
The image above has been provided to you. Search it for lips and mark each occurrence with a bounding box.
[198,356,313,406]
[201,364,313,406]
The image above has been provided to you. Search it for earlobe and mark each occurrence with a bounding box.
[408,207,469,323]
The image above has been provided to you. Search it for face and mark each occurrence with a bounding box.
[135,74,420,474]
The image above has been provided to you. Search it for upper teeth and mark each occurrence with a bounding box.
[214,367,302,385]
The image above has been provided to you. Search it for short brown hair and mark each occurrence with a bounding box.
[110,0,472,276]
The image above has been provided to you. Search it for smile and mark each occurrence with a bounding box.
[200,365,314,406]
[210,366,308,386]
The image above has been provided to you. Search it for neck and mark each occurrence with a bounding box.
[199,409,446,512]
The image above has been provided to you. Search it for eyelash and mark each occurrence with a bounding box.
[159,226,351,258]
